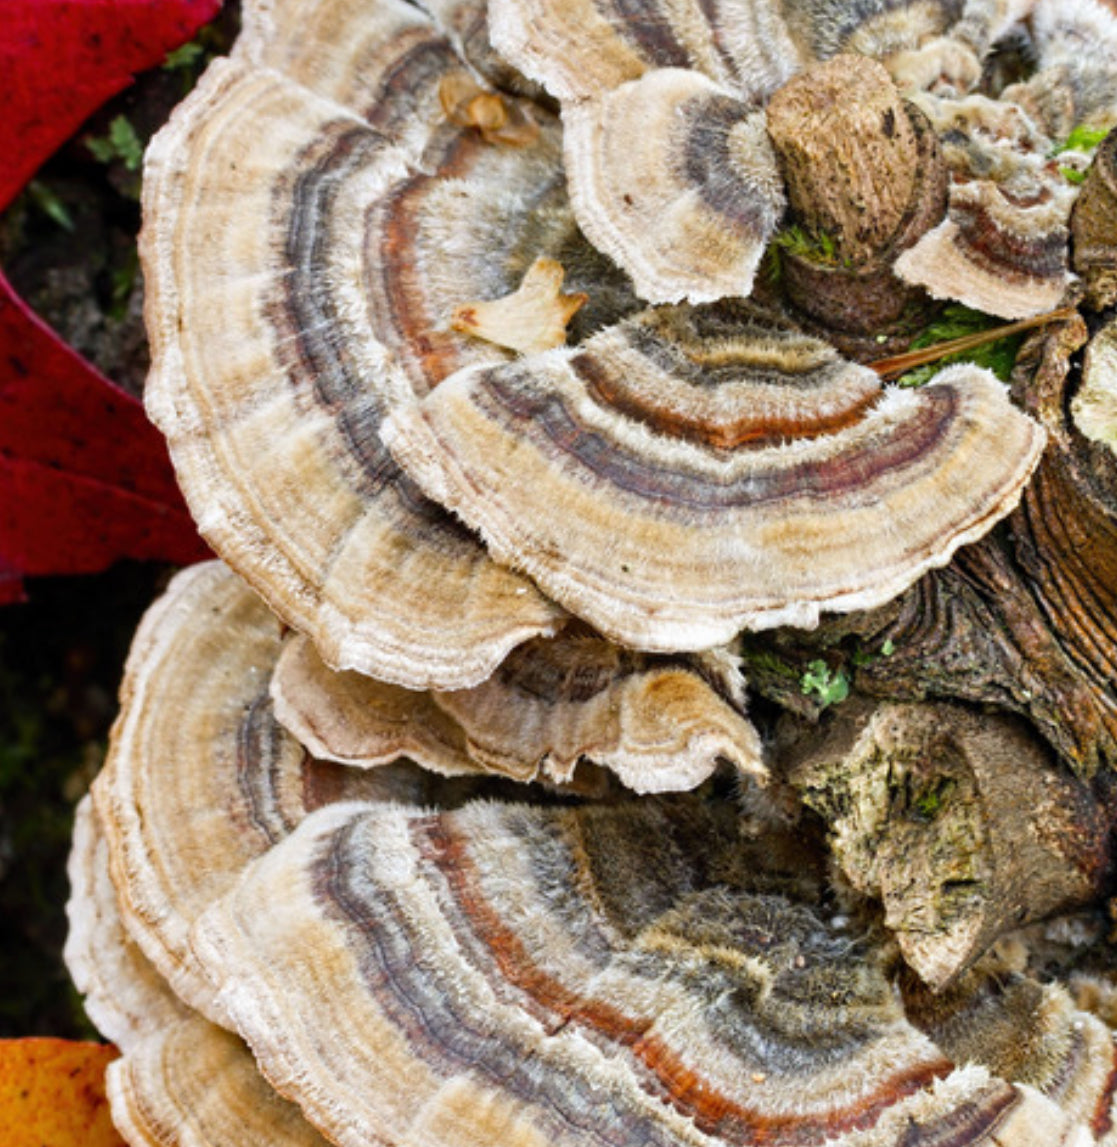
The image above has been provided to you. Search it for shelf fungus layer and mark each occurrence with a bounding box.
[384,306,1046,650]
[90,561,397,1022]
[903,954,1117,1139]
[272,628,765,792]
[487,0,1087,308]
[142,49,586,690]
[193,797,1098,1147]
[107,1017,332,1147]
[895,92,1080,319]
[64,796,192,1053]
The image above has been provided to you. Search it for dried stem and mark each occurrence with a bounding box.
[869,307,1079,379]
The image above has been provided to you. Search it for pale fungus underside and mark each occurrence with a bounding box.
[67,0,1117,1143]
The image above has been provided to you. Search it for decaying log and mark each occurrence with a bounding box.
[765,54,946,338]
[777,700,1110,991]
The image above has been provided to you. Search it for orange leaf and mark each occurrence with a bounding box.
[0,1039,126,1147]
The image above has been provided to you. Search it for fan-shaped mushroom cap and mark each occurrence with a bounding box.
[107,1017,331,1147]
[1072,319,1117,453]
[271,633,482,777]
[489,0,801,102]
[1000,0,1117,141]
[91,562,393,1022]
[236,0,458,143]
[894,166,1078,319]
[193,796,1095,1147]
[64,797,192,1052]
[892,89,1080,319]
[563,70,785,304]
[384,305,1046,650]
[904,956,1117,1137]
[143,52,576,690]
[273,628,764,792]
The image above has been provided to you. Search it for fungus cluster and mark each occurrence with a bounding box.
[66,0,1117,1143]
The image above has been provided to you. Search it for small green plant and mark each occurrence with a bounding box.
[26,180,74,232]
[800,659,850,708]
[1059,166,1087,185]
[163,41,205,71]
[86,115,144,172]
[850,637,896,668]
[894,304,1023,388]
[1051,123,1110,155]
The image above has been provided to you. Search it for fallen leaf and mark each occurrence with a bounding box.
[0,271,210,604]
[0,0,222,213]
[0,1038,125,1147]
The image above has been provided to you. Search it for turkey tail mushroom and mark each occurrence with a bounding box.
[383,305,1045,650]
[273,628,766,792]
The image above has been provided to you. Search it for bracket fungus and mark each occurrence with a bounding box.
[273,627,766,792]
[65,0,1117,1144]
[384,307,1044,648]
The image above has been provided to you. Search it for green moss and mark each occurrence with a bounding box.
[895,304,1023,388]
[771,223,849,268]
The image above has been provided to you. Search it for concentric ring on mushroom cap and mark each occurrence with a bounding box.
[192,796,1096,1147]
[107,1017,333,1147]
[902,954,1117,1135]
[272,627,765,792]
[384,306,1046,651]
[90,561,399,1024]
[64,797,192,1053]
[142,48,579,690]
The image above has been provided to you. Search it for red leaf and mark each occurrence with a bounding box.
[0,271,209,603]
[0,0,222,213]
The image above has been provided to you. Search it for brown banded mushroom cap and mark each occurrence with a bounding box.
[902,954,1117,1136]
[894,164,1079,320]
[1072,318,1117,452]
[91,561,395,1022]
[562,69,786,304]
[106,1017,332,1147]
[191,796,1098,1147]
[64,797,192,1052]
[383,306,1046,650]
[142,49,579,690]
[270,632,483,778]
[235,0,461,142]
[273,628,765,792]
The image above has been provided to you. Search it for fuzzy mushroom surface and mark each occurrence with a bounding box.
[273,627,765,791]
[384,307,1045,648]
